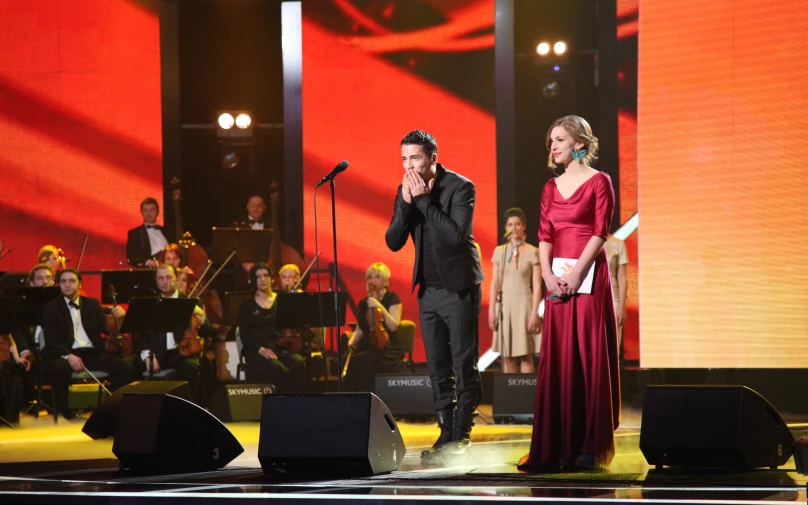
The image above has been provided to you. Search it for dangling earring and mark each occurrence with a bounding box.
[571,148,587,162]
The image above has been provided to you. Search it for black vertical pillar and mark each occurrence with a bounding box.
[596,0,620,230]
[281,1,304,252]
[159,1,181,233]
[494,0,515,229]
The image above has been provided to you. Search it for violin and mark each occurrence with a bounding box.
[366,281,390,350]
[0,334,11,362]
[268,181,304,285]
[105,284,133,357]
[178,313,204,357]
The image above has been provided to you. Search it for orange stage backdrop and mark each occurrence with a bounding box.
[301,0,497,362]
[0,0,162,278]
[638,0,808,367]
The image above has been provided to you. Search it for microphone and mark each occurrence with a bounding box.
[503,229,513,241]
[315,160,349,188]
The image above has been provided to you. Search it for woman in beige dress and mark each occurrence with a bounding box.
[488,208,543,373]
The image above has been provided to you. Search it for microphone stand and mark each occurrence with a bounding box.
[496,235,510,372]
[330,178,344,392]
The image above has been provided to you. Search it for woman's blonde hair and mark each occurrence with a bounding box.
[365,262,391,291]
[279,264,301,277]
[37,245,59,264]
[545,115,599,169]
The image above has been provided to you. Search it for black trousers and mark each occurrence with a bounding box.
[0,359,23,425]
[245,350,306,394]
[419,284,482,411]
[44,349,132,414]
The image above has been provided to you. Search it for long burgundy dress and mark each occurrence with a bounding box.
[522,171,621,470]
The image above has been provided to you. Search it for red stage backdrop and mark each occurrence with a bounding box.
[0,0,163,286]
[301,0,497,361]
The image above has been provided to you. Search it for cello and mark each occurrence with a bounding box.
[105,284,132,358]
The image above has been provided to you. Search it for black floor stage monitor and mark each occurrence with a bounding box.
[374,374,434,419]
[258,393,405,477]
[492,373,536,424]
[113,393,244,473]
[82,381,190,440]
[640,385,793,469]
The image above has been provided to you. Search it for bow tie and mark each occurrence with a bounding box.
[69,301,80,309]
[249,220,264,225]
[145,224,160,230]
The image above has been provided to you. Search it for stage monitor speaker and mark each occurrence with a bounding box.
[82,381,190,440]
[492,373,536,423]
[208,383,274,422]
[640,385,793,469]
[112,393,244,473]
[374,374,434,418]
[258,393,405,477]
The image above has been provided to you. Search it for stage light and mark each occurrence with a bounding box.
[554,41,567,55]
[536,42,550,56]
[235,113,251,129]
[221,152,241,170]
[218,113,235,130]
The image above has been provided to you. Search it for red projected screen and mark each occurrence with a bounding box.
[301,0,497,361]
[0,0,163,280]
[638,0,808,367]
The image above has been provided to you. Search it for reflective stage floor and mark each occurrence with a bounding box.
[0,408,806,504]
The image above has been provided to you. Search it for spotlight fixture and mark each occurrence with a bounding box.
[235,113,252,129]
[553,41,567,55]
[218,113,235,130]
[536,42,550,56]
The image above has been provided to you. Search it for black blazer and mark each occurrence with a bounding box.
[41,296,108,358]
[385,164,484,293]
[126,225,173,267]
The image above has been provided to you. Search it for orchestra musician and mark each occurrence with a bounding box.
[237,263,306,393]
[342,262,404,393]
[278,264,301,292]
[0,332,26,425]
[126,197,173,268]
[137,264,211,404]
[41,269,132,420]
[158,243,195,276]
[36,245,66,273]
[233,193,268,230]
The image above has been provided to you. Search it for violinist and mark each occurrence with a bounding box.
[41,269,131,420]
[137,265,208,404]
[36,245,66,273]
[126,197,172,268]
[237,263,306,393]
[343,262,404,393]
[278,264,301,292]
[159,243,195,276]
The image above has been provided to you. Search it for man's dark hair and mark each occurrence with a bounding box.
[504,207,527,225]
[401,130,438,159]
[141,197,160,212]
[58,268,82,283]
[246,193,266,205]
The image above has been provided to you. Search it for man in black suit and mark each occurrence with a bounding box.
[137,265,208,404]
[385,130,485,461]
[126,197,172,267]
[41,269,132,420]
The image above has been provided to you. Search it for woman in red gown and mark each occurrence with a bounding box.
[519,115,620,471]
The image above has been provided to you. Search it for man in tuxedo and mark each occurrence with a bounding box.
[385,130,485,461]
[126,197,172,267]
[137,265,208,404]
[41,269,131,420]
[232,194,268,230]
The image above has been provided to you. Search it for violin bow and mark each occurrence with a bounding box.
[293,252,321,291]
[76,234,89,270]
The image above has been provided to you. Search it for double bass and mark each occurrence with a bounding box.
[171,178,225,327]
[267,181,304,285]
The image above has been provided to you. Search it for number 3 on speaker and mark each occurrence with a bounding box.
[213,448,220,460]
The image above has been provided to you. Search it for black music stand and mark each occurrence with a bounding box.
[7,287,62,327]
[211,227,272,264]
[100,269,158,304]
[119,297,198,335]
[0,273,28,294]
[0,296,24,428]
